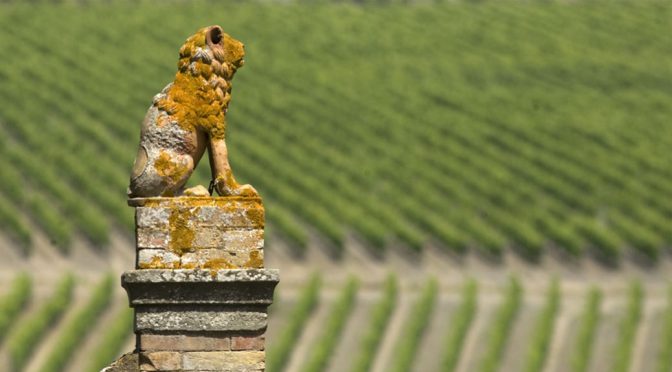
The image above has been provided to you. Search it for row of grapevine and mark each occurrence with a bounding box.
[266,274,322,372]
[0,273,31,342]
[441,279,477,372]
[389,278,438,372]
[37,274,114,372]
[612,282,643,372]
[657,288,672,372]
[6,274,74,372]
[299,277,359,372]
[0,195,32,253]
[571,288,602,372]
[479,277,523,372]
[523,280,560,372]
[85,307,134,372]
[351,274,398,372]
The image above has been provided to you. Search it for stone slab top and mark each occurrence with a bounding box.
[128,196,263,207]
[122,269,279,283]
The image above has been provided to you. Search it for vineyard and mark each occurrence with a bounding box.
[0,269,670,372]
[0,0,670,262]
[0,0,670,371]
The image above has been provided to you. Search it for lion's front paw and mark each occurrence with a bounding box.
[232,184,258,197]
[214,176,258,197]
[183,185,210,196]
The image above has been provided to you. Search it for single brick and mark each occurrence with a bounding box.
[196,204,264,228]
[136,207,171,228]
[231,335,265,351]
[140,334,231,351]
[182,351,265,371]
[137,249,180,269]
[180,248,264,269]
[135,309,268,332]
[139,351,181,371]
[136,228,170,249]
[192,228,264,250]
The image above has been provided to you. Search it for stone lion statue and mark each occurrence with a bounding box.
[128,25,257,198]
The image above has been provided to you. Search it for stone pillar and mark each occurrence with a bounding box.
[121,196,279,372]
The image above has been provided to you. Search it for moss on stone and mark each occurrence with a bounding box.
[243,250,264,269]
[167,206,198,255]
[138,255,179,270]
[202,258,237,278]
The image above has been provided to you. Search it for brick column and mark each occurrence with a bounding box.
[119,196,279,372]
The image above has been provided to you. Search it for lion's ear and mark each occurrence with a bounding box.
[207,26,223,45]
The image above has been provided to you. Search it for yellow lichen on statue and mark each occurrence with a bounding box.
[128,25,256,198]
[154,151,191,187]
[156,26,242,140]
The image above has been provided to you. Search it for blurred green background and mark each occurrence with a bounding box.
[0,1,670,371]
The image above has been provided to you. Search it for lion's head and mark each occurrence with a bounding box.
[177,25,245,80]
[157,26,245,139]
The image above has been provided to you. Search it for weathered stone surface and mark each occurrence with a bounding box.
[123,269,279,283]
[195,204,264,228]
[137,228,170,249]
[231,335,265,351]
[182,351,265,371]
[139,351,181,371]
[138,249,180,269]
[125,282,275,306]
[136,228,264,257]
[139,334,231,351]
[181,247,263,270]
[134,198,265,261]
[122,269,279,306]
[136,309,268,332]
[192,228,264,250]
[129,196,261,208]
[137,227,263,253]
[136,206,171,227]
[135,200,264,229]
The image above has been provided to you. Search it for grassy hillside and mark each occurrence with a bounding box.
[0,0,670,263]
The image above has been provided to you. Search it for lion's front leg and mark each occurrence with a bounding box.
[208,137,258,197]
